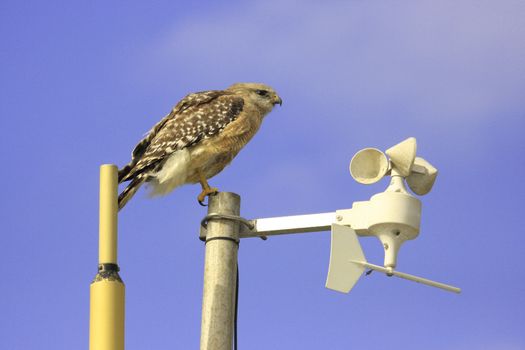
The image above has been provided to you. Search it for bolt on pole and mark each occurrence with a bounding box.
[200,192,241,350]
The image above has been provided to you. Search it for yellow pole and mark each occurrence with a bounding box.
[99,164,118,264]
[89,164,125,350]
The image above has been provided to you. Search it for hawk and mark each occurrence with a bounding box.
[118,82,282,210]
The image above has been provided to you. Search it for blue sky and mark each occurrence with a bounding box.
[1,0,524,349]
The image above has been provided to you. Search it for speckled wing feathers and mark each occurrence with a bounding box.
[119,90,244,182]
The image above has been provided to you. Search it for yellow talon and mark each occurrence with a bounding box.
[198,187,219,206]
[198,171,218,206]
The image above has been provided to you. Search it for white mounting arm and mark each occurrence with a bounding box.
[200,212,334,239]
[246,212,335,237]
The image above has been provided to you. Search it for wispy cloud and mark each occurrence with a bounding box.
[141,0,525,128]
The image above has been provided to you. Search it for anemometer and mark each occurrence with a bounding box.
[200,137,461,294]
[330,137,458,293]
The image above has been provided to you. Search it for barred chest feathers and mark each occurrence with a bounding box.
[148,111,263,196]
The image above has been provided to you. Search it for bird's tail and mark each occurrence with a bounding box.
[118,176,146,211]
[118,163,134,183]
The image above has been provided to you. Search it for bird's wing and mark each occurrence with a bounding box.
[119,90,224,182]
[120,90,244,182]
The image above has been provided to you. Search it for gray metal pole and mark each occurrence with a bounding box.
[200,192,240,350]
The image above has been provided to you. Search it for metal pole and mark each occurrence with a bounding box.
[90,164,125,350]
[200,192,241,350]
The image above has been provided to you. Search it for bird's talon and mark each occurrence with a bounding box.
[197,187,219,206]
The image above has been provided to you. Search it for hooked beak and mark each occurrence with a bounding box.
[273,95,283,106]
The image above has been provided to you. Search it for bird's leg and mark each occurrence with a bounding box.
[197,172,218,206]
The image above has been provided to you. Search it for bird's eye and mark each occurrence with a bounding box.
[255,89,269,96]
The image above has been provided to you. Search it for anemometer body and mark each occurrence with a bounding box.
[337,185,422,270]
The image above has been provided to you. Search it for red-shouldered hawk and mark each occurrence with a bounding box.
[118,82,282,210]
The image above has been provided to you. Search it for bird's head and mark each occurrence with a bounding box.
[227,82,282,114]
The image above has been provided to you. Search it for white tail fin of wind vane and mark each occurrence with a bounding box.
[325,224,366,293]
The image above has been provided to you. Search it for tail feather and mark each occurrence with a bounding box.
[118,163,134,183]
[118,176,146,211]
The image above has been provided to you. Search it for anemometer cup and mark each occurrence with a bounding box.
[406,157,438,195]
[385,137,417,177]
[349,148,389,184]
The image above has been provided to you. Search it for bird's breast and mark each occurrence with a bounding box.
[187,113,263,182]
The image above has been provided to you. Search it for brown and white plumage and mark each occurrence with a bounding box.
[118,82,282,210]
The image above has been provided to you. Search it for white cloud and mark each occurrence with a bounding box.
[139,0,524,126]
